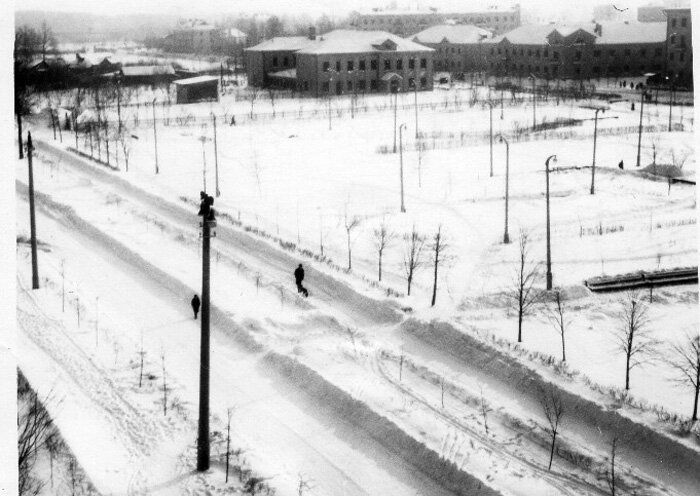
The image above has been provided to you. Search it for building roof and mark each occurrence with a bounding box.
[173,75,219,86]
[490,21,666,45]
[226,28,247,38]
[411,24,493,44]
[245,36,314,52]
[296,30,434,54]
[121,65,175,77]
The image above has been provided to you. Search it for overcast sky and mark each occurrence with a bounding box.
[14,0,658,18]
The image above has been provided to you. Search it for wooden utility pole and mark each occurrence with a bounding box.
[197,196,216,472]
[27,132,39,289]
[636,93,645,169]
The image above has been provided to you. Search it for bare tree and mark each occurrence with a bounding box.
[161,353,168,416]
[509,231,543,343]
[429,225,450,306]
[17,375,54,496]
[45,431,62,489]
[403,225,425,296]
[612,293,656,390]
[479,385,492,435]
[249,86,260,119]
[138,332,146,388]
[606,436,619,496]
[268,88,276,117]
[225,407,233,483]
[539,385,565,471]
[343,207,361,270]
[118,131,132,172]
[545,290,569,361]
[671,148,691,171]
[372,220,396,281]
[667,332,700,421]
[297,473,314,495]
[39,21,57,60]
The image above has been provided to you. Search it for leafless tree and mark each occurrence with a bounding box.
[118,131,132,172]
[429,225,450,306]
[39,21,57,60]
[667,331,700,421]
[45,431,62,489]
[403,225,425,296]
[249,86,260,119]
[606,436,619,496]
[671,148,691,171]
[545,290,570,361]
[539,385,565,471]
[372,220,396,281]
[343,207,361,270]
[268,88,276,117]
[161,353,168,416]
[479,385,492,435]
[509,231,543,343]
[225,407,234,483]
[612,293,656,390]
[138,332,146,388]
[17,377,54,496]
[297,473,314,496]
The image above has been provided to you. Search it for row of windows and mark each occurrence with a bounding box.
[321,57,428,72]
[669,34,688,47]
[670,17,689,28]
[271,55,294,67]
[437,47,463,54]
[360,14,516,24]
[491,46,664,58]
[491,62,663,75]
[311,76,429,93]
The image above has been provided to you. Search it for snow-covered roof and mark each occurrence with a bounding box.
[411,25,493,44]
[173,75,219,86]
[246,36,314,52]
[490,22,667,45]
[121,65,175,76]
[226,28,247,38]
[297,30,434,55]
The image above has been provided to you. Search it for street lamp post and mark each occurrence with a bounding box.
[393,88,398,153]
[529,74,537,129]
[545,154,557,290]
[486,101,494,177]
[399,123,407,213]
[413,78,419,139]
[636,91,645,168]
[590,107,603,195]
[496,134,510,244]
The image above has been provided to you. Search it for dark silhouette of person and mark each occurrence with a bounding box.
[191,294,200,319]
[197,192,215,220]
[230,115,236,126]
[294,264,308,297]
[618,160,624,170]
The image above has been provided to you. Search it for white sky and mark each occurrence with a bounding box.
[13,0,658,18]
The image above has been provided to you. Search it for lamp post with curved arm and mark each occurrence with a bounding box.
[496,134,510,244]
[485,100,494,177]
[399,123,407,213]
[545,154,557,290]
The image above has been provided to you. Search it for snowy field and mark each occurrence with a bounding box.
[16,82,699,495]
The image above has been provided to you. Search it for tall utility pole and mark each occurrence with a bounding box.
[591,108,603,195]
[487,101,494,177]
[668,82,674,132]
[636,92,645,169]
[413,80,419,139]
[497,134,510,244]
[545,154,557,290]
[212,114,220,197]
[152,99,159,174]
[393,89,398,153]
[197,194,216,472]
[399,123,407,213]
[27,132,39,289]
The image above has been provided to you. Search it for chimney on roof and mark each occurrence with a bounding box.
[594,22,602,35]
[308,26,316,40]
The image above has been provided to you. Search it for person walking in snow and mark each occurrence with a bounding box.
[294,264,308,297]
[191,294,201,319]
[618,160,624,170]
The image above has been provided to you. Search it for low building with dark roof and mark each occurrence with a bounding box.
[411,24,493,74]
[246,29,434,95]
[485,21,667,80]
[120,65,177,86]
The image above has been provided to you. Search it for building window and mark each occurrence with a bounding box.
[544,48,549,57]
[536,49,540,58]
[593,66,600,74]
[336,81,342,94]
[672,18,677,28]
[323,61,330,72]
[397,59,403,70]
[347,81,353,91]
[544,66,549,73]
[359,80,366,91]
[384,59,391,70]
[304,81,309,91]
[420,58,427,68]
[681,17,687,27]
[359,59,366,71]
[490,48,495,55]
[497,48,501,55]
[671,34,676,44]
[553,51,559,60]
[370,79,378,90]
[680,52,685,61]
[347,60,354,71]
[336,61,341,72]
[272,56,278,66]
[408,58,415,69]
[640,48,646,57]
[371,59,378,70]
[681,35,686,47]
[520,48,524,56]
[575,67,581,75]
[535,65,540,72]
[283,56,289,66]
[322,81,329,92]
[420,76,427,88]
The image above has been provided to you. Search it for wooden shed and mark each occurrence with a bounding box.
[173,75,220,104]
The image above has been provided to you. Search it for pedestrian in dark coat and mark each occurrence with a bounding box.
[618,160,624,170]
[191,294,200,319]
[294,264,304,293]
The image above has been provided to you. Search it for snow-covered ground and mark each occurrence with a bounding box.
[15,83,699,495]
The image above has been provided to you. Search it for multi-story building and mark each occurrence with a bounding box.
[410,25,493,73]
[486,22,667,81]
[349,4,521,37]
[245,29,434,95]
[664,7,693,87]
[170,19,220,53]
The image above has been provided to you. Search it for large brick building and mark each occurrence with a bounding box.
[410,24,493,73]
[485,22,667,80]
[246,29,434,96]
[349,4,521,37]
[664,7,692,87]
